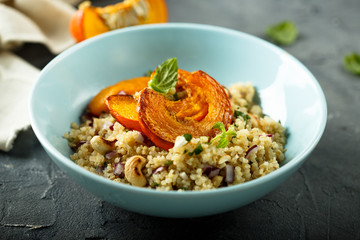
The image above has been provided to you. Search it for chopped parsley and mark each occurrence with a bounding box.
[164,160,173,166]
[188,143,203,156]
[234,110,251,128]
[183,133,192,142]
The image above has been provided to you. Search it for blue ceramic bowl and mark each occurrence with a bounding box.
[29,23,327,218]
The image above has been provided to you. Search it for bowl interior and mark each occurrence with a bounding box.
[30,23,326,192]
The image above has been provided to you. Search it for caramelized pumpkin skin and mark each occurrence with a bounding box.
[69,8,85,42]
[137,70,233,149]
[89,76,150,116]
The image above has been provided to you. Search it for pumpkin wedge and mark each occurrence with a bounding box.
[89,76,150,116]
[70,0,168,42]
[106,95,142,132]
[69,1,110,42]
[137,70,233,149]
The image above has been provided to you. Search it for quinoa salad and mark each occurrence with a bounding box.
[65,81,286,191]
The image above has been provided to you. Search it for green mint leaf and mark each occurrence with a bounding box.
[148,58,178,93]
[188,144,203,156]
[183,133,192,142]
[211,123,237,148]
[343,52,360,75]
[227,131,237,137]
[225,125,237,136]
[266,21,298,45]
[216,136,229,148]
[212,122,226,132]
[210,134,221,144]
[210,122,226,145]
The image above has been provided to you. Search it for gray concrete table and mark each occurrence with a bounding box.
[1,0,360,239]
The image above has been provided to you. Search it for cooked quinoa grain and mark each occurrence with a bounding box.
[64,83,286,191]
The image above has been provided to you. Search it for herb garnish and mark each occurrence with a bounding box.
[188,143,203,156]
[183,133,192,142]
[234,110,251,128]
[210,122,237,148]
[343,52,360,75]
[148,58,178,93]
[164,160,173,166]
[266,21,298,45]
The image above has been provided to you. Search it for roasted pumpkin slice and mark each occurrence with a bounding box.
[70,0,168,42]
[106,95,142,132]
[167,69,208,122]
[89,76,149,116]
[69,1,110,42]
[137,70,233,149]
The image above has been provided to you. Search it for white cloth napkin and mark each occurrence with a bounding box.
[0,0,79,151]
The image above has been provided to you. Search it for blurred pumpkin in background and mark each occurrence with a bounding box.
[69,0,168,42]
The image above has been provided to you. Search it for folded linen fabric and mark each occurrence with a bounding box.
[0,51,39,151]
[0,0,79,151]
[0,0,77,53]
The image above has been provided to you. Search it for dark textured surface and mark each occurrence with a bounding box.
[1,0,360,239]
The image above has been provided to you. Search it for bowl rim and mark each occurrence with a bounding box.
[29,22,327,197]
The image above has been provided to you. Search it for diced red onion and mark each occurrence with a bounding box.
[105,151,117,160]
[109,123,115,131]
[113,163,125,178]
[203,164,220,178]
[77,140,87,148]
[153,166,166,175]
[81,112,95,127]
[208,168,220,178]
[202,164,212,175]
[225,165,235,183]
[81,112,95,121]
[245,145,258,159]
[95,166,104,174]
[71,140,87,151]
